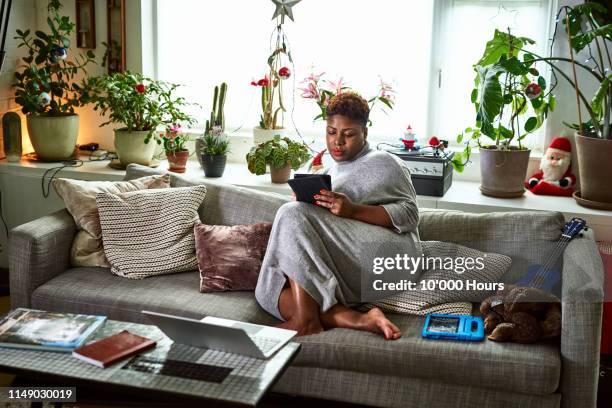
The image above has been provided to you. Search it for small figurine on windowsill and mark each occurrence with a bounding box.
[526,136,576,197]
[428,136,448,157]
[400,125,418,151]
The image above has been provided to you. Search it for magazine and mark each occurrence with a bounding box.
[0,308,106,352]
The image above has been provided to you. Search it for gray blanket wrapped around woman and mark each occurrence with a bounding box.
[255,142,423,320]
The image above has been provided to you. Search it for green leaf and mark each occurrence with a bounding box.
[537,76,546,90]
[499,56,528,75]
[476,29,535,67]
[470,88,478,103]
[456,133,463,143]
[61,36,70,48]
[475,64,504,137]
[591,77,610,119]
[548,94,556,111]
[571,24,612,53]
[524,117,538,132]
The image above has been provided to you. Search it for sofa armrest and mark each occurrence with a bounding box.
[8,209,76,308]
[559,237,604,408]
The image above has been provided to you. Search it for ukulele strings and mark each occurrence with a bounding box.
[530,237,570,288]
[529,235,571,289]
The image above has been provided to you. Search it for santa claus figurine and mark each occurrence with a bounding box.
[526,136,576,197]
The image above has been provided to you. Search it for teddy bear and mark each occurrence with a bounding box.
[479,284,562,343]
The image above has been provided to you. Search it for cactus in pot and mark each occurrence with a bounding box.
[197,82,228,166]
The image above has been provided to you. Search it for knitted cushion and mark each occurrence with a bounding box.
[97,185,207,279]
[52,175,170,267]
[364,241,511,316]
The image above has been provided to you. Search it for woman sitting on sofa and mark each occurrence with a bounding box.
[255,92,420,340]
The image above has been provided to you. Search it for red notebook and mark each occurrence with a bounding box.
[72,330,156,368]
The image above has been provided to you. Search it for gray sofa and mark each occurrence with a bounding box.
[8,164,604,408]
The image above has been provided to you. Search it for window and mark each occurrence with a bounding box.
[428,0,553,150]
[155,0,552,149]
[155,0,434,145]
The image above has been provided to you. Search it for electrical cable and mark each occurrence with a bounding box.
[41,159,83,198]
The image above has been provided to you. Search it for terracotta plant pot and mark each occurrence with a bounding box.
[166,150,190,173]
[270,163,291,183]
[26,113,79,161]
[479,146,531,198]
[114,129,156,166]
[253,126,285,144]
[202,154,227,177]
[575,134,612,207]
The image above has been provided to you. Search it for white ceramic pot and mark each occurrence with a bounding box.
[26,113,79,161]
[114,129,156,166]
[253,126,285,144]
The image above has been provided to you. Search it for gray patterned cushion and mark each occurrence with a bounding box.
[365,241,511,315]
[96,185,207,279]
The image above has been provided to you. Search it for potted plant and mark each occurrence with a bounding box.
[83,72,195,167]
[160,125,191,173]
[549,3,611,208]
[250,13,296,144]
[13,0,96,161]
[299,71,396,124]
[201,126,230,178]
[453,29,555,197]
[246,135,311,183]
[196,82,228,169]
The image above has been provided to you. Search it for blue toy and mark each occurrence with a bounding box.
[422,314,484,341]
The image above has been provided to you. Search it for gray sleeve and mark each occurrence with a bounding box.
[381,165,419,234]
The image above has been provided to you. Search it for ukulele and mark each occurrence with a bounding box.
[514,217,587,292]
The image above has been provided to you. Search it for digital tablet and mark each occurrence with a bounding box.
[287,174,332,204]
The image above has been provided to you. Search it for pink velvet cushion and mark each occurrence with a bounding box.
[195,222,273,292]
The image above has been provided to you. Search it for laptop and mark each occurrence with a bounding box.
[142,310,296,359]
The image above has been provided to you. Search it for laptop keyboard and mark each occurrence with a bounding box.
[251,336,282,353]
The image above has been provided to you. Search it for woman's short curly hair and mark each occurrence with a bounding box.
[326,92,370,127]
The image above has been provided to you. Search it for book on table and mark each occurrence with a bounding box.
[72,330,156,368]
[0,308,106,352]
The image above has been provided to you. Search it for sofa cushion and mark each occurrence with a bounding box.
[31,267,279,326]
[97,186,206,279]
[31,268,560,396]
[123,164,289,226]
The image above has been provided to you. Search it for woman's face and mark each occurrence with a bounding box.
[326,115,367,162]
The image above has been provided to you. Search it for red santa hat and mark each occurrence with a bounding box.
[547,137,571,156]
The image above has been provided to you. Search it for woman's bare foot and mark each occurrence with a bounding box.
[360,308,401,340]
[278,316,324,336]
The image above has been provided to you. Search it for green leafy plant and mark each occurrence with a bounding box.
[13,0,96,115]
[159,125,193,154]
[246,135,311,175]
[201,129,230,156]
[82,71,196,142]
[451,29,555,172]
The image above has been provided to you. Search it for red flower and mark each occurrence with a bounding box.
[135,84,146,93]
[279,66,291,79]
[257,76,270,87]
[525,83,542,99]
[250,79,258,86]
[429,136,440,147]
[312,149,326,166]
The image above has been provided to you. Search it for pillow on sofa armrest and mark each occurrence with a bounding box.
[195,222,273,292]
[97,185,207,279]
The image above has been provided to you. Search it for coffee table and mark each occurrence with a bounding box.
[0,319,300,407]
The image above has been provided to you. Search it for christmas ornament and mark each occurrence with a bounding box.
[51,45,67,60]
[526,136,576,196]
[309,149,326,172]
[525,83,542,99]
[400,125,418,150]
[38,92,51,107]
[271,0,301,24]
[279,66,291,79]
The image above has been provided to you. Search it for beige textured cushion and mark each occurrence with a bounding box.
[364,241,511,316]
[97,185,207,279]
[52,175,170,267]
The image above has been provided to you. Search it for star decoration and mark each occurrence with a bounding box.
[271,0,301,24]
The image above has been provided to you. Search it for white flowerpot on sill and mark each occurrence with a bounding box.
[114,129,156,166]
[253,126,285,144]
